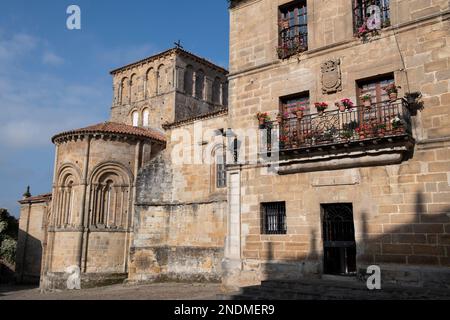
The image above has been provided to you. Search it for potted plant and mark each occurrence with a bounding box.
[314,102,329,115]
[337,98,355,112]
[280,135,289,148]
[360,93,372,108]
[295,106,306,119]
[384,83,401,101]
[355,123,370,140]
[377,123,387,137]
[276,113,283,124]
[391,116,404,133]
[256,112,272,128]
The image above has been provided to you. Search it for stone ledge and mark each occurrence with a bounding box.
[277,148,409,175]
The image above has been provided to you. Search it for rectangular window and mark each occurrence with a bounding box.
[354,0,391,34]
[278,1,308,59]
[357,74,395,124]
[279,92,310,148]
[357,75,394,105]
[262,202,287,235]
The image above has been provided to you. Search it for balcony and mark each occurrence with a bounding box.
[260,99,415,173]
[278,25,308,60]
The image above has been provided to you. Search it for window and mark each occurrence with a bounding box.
[357,75,394,105]
[280,92,310,145]
[357,74,395,122]
[354,0,391,34]
[216,153,227,189]
[278,1,308,59]
[212,77,221,104]
[261,202,286,235]
[195,69,205,100]
[184,65,194,95]
[132,111,139,127]
[142,109,150,127]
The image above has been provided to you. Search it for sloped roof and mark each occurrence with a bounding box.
[52,122,166,144]
[19,193,52,204]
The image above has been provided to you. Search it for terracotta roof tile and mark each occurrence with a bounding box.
[52,122,166,143]
[19,193,52,204]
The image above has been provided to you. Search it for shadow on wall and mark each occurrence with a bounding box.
[14,230,42,286]
[232,191,450,299]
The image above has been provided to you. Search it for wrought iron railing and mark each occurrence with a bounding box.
[353,0,391,34]
[261,99,412,153]
[278,24,308,59]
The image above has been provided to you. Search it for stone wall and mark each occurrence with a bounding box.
[129,115,228,282]
[15,199,49,284]
[226,0,450,288]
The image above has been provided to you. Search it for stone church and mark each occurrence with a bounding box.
[16,0,450,290]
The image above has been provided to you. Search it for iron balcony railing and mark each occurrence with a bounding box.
[278,24,308,59]
[261,99,412,153]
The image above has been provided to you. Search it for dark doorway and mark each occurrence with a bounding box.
[321,204,357,275]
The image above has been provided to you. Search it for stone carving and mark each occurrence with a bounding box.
[65,265,81,290]
[321,59,342,94]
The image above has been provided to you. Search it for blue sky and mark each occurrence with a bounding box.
[0,0,230,217]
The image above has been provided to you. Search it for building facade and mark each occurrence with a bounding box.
[16,0,450,290]
[222,0,450,289]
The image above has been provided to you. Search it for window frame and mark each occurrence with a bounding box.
[353,0,391,35]
[278,0,308,59]
[261,202,287,235]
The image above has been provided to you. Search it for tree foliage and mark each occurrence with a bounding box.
[0,209,18,264]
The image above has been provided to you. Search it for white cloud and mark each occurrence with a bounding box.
[0,32,108,149]
[42,51,64,66]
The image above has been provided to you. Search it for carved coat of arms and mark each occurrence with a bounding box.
[321,59,342,94]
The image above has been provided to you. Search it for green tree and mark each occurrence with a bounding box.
[0,208,18,264]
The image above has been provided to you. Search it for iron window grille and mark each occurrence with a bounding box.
[278,1,308,59]
[262,202,287,235]
[353,0,391,34]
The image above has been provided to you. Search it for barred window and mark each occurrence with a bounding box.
[278,1,308,59]
[262,202,287,235]
[353,0,391,34]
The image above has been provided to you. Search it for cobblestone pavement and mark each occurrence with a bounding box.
[0,283,223,300]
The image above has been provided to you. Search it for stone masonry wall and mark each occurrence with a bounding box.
[227,0,450,287]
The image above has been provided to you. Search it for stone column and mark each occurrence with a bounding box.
[222,169,243,290]
[77,135,91,270]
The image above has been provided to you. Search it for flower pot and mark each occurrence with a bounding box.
[359,134,366,140]
[318,110,324,116]
[277,116,283,124]
[389,92,398,101]
[296,111,304,119]
[339,105,346,112]
[258,118,265,126]
[363,99,372,108]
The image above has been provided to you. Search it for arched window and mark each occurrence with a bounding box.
[89,164,131,229]
[184,65,194,95]
[130,74,138,103]
[132,111,139,127]
[216,152,227,188]
[120,77,129,104]
[157,64,165,94]
[222,82,228,106]
[195,69,205,100]
[146,68,156,97]
[142,108,150,127]
[212,77,221,104]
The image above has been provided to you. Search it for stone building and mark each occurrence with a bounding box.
[16,0,450,290]
[17,48,229,288]
[222,0,450,289]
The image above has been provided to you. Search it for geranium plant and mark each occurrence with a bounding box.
[314,102,329,113]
